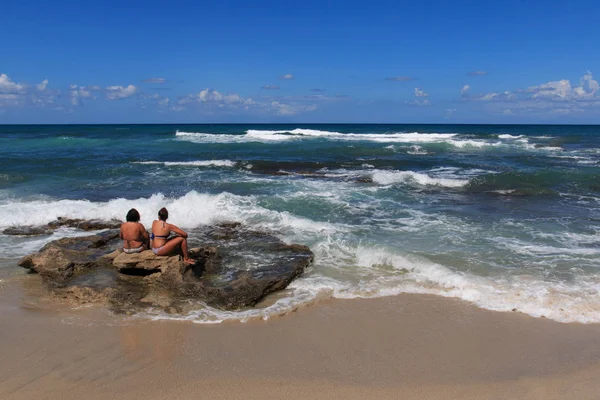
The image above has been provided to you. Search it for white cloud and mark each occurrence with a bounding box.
[407,99,430,106]
[178,88,255,108]
[0,93,23,107]
[143,78,166,84]
[303,94,348,101]
[270,101,316,115]
[36,79,49,91]
[0,75,59,108]
[105,85,137,100]
[474,91,515,102]
[140,92,171,109]
[178,87,318,116]
[581,71,599,94]
[69,85,95,106]
[525,72,598,102]
[414,88,429,97]
[461,84,470,96]
[385,76,414,82]
[280,74,294,80]
[480,92,499,101]
[463,71,600,116]
[0,74,26,94]
[529,80,572,99]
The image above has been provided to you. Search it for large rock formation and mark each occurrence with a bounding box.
[18,222,314,314]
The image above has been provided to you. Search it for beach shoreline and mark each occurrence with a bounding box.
[2,277,600,400]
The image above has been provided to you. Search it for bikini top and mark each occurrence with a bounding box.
[150,232,169,240]
[150,220,170,240]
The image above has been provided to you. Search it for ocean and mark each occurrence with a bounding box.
[0,124,599,323]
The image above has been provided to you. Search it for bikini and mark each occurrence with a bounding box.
[123,237,144,254]
[151,221,170,255]
[122,222,146,254]
[123,245,144,254]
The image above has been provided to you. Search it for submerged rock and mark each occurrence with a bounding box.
[47,217,122,231]
[18,222,314,313]
[3,217,121,236]
[2,226,54,236]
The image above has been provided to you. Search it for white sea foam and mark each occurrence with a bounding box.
[306,242,600,324]
[498,134,523,139]
[175,130,214,136]
[447,139,498,148]
[245,129,462,143]
[0,191,342,243]
[173,129,565,155]
[176,129,462,144]
[132,160,236,167]
[371,170,470,187]
[141,238,600,324]
[175,130,247,143]
[3,189,600,324]
[407,145,429,155]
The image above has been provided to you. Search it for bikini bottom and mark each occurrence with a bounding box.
[123,246,144,254]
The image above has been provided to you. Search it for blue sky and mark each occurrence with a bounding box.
[1,0,599,124]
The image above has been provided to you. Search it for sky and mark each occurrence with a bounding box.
[1,0,599,124]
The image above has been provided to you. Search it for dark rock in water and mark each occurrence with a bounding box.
[355,176,374,184]
[47,217,122,231]
[3,226,54,236]
[4,217,122,237]
[18,222,314,313]
[18,230,121,281]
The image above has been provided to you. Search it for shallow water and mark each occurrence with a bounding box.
[1,124,599,323]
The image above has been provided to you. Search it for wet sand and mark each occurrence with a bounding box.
[1,278,600,400]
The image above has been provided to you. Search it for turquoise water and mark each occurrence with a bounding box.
[1,124,599,323]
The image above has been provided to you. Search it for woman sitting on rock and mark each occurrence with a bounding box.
[120,208,149,254]
[151,207,195,264]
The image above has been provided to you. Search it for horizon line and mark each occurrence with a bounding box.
[1,122,599,127]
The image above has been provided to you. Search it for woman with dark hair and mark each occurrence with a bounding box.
[151,207,195,264]
[120,208,149,254]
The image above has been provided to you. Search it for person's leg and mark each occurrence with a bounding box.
[155,237,184,256]
[180,238,194,264]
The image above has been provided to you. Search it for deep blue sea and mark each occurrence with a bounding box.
[1,124,599,323]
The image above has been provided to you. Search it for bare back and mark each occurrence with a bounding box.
[151,219,187,248]
[120,222,148,249]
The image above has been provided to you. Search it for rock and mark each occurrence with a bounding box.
[2,226,54,236]
[355,176,374,184]
[4,217,122,237]
[47,217,122,231]
[18,222,314,314]
[18,230,121,281]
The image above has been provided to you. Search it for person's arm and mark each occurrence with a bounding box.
[119,225,124,240]
[168,224,188,238]
[139,224,150,247]
[139,224,149,240]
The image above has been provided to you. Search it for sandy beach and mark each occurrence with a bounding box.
[2,275,600,400]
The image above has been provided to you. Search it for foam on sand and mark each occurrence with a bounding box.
[3,189,600,325]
